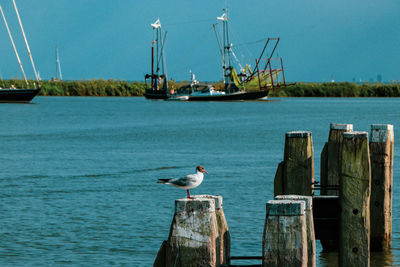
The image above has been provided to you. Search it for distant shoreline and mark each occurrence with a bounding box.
[1,79,399,97]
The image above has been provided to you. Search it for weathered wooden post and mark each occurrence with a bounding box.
[369,124,394,251]
[154,197,219,267]
[274,131,314,196]
[193,195,230,266]
[340,131,371,267]
[262,200,308,267]
[275,195,316,267]
[320,123,353,196]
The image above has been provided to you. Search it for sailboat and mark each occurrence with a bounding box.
[0,0,41,103]
[187,9,286,101]
[144,19,169,100]
[51,46,63,81]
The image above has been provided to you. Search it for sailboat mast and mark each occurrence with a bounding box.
[56,46,62,80]
[218,8,231,85]
[0,4,28,85]
[155,27,159,76]
[151,45,154,89]
[222,13,226,83]
[159,29,163,74]
[55,47,57,79]
[12,0,40,84]
[225,14,231,70]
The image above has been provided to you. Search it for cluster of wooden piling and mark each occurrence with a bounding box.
[272,123,394,266]
[154,123,393,267]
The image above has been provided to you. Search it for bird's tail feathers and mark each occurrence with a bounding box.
[157,178,171,184]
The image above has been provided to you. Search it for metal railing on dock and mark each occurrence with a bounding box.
[312,181,340,193]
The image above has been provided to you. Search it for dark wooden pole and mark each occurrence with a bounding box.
[340,131,371,267]
[369,124,394,251]
[320,123,353,196]
[274,131,314,196]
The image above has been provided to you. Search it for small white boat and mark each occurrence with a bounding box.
[165,95,189,101]
[190,84,226,97]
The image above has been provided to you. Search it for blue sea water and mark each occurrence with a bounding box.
[0,96,399,266]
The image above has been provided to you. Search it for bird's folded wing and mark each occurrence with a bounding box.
[171,175,196,186]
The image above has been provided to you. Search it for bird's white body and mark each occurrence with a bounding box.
[167,170,204,189]
[157,165,208,198]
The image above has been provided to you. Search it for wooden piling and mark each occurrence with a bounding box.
[340,131,371,267]
[262,200,308,267]
[275,195,316,267]
[369,124,394,251]
[193,195,230,266]
[274,131,314,196]
[274,161,284,196]
[155,197,219,267]
[154,241,168,267]
[320,123,353,196]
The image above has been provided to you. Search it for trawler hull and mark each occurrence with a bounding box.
[187,90,269,101]
[0,88,40,103]
[144,89,169,100]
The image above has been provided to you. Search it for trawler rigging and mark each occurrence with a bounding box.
[144,18,169,100]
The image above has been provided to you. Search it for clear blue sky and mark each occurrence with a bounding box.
[0,0,399,82]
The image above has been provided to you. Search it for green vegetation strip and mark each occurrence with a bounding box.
[270,82,400,97]
[1,79,400,97]
[0,79,146,96]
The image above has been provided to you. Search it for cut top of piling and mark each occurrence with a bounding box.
[343,131,368,139]
[330,123,353,131]
[275,195,312,211]
[175,198,215,213]
[191,195,223,209]
[286,131,312,138]
[370,124,394,143]
[266,200,305,216]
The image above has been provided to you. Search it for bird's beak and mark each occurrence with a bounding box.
[203,170,208,174]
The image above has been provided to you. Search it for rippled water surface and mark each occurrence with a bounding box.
[0,97,399,266]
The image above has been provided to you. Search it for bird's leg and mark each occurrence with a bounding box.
[187,189,193,199]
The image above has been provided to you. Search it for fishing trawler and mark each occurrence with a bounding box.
[187,9,286,101]
[144,19,169,100]
[0,0,41,103]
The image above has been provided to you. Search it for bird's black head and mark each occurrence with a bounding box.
[196,165,208,174]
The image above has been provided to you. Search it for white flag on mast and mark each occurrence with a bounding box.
[217,13,227,21]
[151,19,161,29]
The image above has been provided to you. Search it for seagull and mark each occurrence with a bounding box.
[157,165,208,199]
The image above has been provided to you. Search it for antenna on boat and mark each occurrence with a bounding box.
[0,3,28,85]
[12,0,40,85]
